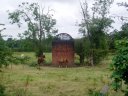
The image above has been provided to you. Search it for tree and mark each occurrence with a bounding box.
[8,2,58,57]
[79,0,113,65]
[75,38,86,64]
[108,30,117,50]
[108,23,128,51]
[117,2,128,9]
[119,23,128,39]
[110,39,128,96]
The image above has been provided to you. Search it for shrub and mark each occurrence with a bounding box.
[0,84,6,96]
[110,38,128,95]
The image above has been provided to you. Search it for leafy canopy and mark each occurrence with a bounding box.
[8,2,58,56]
[111,38,128,95]
[79,0,113,65]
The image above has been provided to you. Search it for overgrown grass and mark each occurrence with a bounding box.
[14,52,52,65]
[0,52,123,96]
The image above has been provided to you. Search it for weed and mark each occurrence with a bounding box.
[24,75,32,87]
[12,87,32,96]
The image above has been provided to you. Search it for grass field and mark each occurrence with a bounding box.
[0,52,123,96]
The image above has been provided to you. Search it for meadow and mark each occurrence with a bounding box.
[0,52,123,96]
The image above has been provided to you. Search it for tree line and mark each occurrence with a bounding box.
[0,0,128,66]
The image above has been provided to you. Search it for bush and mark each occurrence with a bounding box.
[29,61,37,67]
[0,40,13,67]
[75,39,86,64]
[35,48,44,57]
[92,49,108,64]
[88,88,101,96]
[110,38,128,95]
[0,84,6,96]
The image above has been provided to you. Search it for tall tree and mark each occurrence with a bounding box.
[79,0,113,65]
[108,22,128,51]
[8,2,58,56]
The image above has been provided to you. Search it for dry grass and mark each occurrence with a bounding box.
[0,52,123,96]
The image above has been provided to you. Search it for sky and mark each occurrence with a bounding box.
[0,0,128,39]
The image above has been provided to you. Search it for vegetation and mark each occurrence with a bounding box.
[108,4,128,95]
[0,52,123,96]
[0,40,12,68]
[75,38,86,64]
[0,0,128,96]
[0,25,14,68]
[0,84,6,96]
[8,2,57,57]
[79,0,113,66]
[110,39,128,96]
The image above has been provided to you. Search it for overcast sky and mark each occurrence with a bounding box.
[0,0,128,39]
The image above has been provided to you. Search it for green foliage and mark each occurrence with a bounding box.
[6,37,53,52]
[75,39,86,64]
[14,38,34,52]
[88,88,109,96]
[92,49,108,64]
[8,2,57,54]
[88,18,113,50]
[35,48,44,57]
[88,88,100,96]
[110,38,128,95]
[0,40,13,67]
[79,0,113,65]
[117,23,128,39]
[18,55,30,65]
[0,84,6,96]
[108,30,117,50]
[29,61,37,67]
[108,23,128,51]
[0,54,122,96]
[74,38,108,65]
